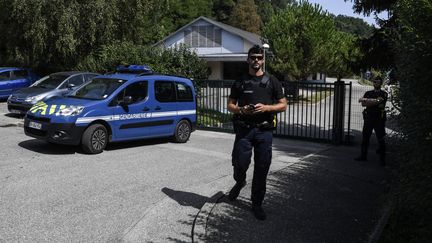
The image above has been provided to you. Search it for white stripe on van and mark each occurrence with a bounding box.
[75,110,196,125]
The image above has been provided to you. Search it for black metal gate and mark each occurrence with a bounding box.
[196,80,352,144]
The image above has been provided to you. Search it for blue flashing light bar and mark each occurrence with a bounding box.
[116,64,152,73]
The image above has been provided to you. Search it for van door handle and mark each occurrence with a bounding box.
[155,106,161,110]
[143,107,150,111]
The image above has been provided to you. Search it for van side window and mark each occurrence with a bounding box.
[12,70,29,79]
[0,71,11,81]
[84,74,97,82]
[176,82,193,102]
[68,75,85,87]
[155,81,175,102]
[114,81,148,105]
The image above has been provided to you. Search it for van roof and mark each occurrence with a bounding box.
[97,73,192,82]
[0,67,26,72]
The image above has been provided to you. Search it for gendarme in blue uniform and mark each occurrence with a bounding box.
[229,73,284,207]
[360,89,388,162]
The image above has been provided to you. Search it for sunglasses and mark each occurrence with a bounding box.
[249,55,264,61]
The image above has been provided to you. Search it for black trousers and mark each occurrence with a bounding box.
[231,126,273,206]
[360,117,386,159]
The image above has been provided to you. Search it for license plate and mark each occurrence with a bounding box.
[10,109,23,114]
[29,121,42,130]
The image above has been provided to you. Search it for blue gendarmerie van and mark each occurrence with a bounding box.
[23,65,197,154]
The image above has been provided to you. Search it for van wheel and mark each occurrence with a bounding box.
[81,124,108,154]
[173,120,191,143]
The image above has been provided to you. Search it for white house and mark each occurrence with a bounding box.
[155,16,264,80]
[155,16,326,82]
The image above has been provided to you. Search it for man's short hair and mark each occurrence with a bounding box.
[373,76,383,82]
[248,45,264,57]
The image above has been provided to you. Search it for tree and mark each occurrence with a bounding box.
[333,14,373,38]
[164,0,214,30]
[325,32,362,81]
[262,2,337,81]
[383,1,432,241]
[350,0,432,242]
[254,0,294,25]
[0,0,176,72]
[228,0,262,34]
[347,0,396,15]
[212,0,235,23]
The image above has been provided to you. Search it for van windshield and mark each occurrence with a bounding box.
[69,78,125,100]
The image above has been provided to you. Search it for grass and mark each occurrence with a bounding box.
[293,89,334,104]
[197,108,232,127]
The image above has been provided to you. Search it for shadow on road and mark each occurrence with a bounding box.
[19,137,177,154]
[4,113,25,119]
[105,137,171,151]
[18,139,79,154]
[162,187,225,210]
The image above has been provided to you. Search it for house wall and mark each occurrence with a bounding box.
[221,32,243,54]
[163,20,245,56]
[159,17,268,80]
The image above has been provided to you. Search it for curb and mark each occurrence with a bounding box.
[192,194,225,243]
[367,185,394,243]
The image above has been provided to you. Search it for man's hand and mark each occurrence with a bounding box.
[359,98,383,107]
[240,104,255,115]
[253,100,287,113]
[253,103,267,113]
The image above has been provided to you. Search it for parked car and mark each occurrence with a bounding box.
[0,67,39,99]
[24,65,197,154]
[7,71,99,114]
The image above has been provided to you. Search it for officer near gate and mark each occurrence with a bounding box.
[227,45,287,220]
[355,76,388,165]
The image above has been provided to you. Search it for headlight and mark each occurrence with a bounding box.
[25,95,45,104]
[58,106,84,116]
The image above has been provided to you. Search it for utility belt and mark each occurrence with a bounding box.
[362,109,386,120]
[232,114,277,130]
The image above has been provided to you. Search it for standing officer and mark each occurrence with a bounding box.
[227,45,287,220]
[355,76,388,165]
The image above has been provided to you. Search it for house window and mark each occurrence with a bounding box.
[184,26,221,47]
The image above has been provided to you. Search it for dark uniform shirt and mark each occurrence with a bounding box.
[229,74,284,124]
[363,89,388,120]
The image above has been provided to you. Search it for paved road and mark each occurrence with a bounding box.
[0,101,329,242]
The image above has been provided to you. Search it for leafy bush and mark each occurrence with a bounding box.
[76,42,209,80]
[380,1,432,242]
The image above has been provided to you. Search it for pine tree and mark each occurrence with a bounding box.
[228,0,262,34]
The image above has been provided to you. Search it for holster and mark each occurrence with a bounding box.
[232,114,277,131]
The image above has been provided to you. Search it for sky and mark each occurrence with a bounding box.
[306,0,389,26]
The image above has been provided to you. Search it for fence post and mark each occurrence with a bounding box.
[332,80,345,144]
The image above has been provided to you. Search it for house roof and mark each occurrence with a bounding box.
[154,16,264,47]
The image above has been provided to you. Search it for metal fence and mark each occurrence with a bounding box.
[196,80,353,144]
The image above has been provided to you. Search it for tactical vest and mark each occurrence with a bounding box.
[363,89,387,120]
[235,74,277,127]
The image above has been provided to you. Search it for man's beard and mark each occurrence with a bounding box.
[250,62,261,70]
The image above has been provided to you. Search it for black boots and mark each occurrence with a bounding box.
[252,204,266,220]
[228,181,267,220]
[228,181,246,201]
